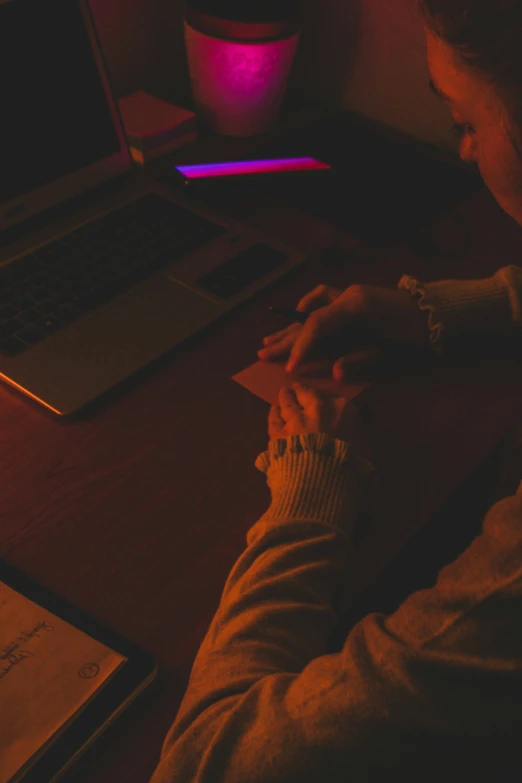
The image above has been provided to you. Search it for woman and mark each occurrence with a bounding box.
[150,2,522,781]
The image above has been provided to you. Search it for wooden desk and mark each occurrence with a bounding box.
[3,110,522,783]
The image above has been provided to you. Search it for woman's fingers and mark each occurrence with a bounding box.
[258,324,301,360]
[278,384,320,434]
[286,305,352,373]
[261,323,300,346]
[260,285,343,361]
[278,385,302,413]
[269,402,285,423]
[293,382,345,426]
[273,382,370,445]
[268,402,286,439]
[258,332,298,361]
[289,382,323,408]
[296,284,342,312]
[278,383,347,439]
[332,349,380,381]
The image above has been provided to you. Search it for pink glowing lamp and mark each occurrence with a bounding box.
[184,3,302,136]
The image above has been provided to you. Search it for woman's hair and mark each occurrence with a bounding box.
[418,1,522,118]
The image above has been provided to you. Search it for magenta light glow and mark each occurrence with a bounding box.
[184,24,300,136]
[177,158,332,179]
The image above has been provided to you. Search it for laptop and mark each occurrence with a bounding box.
[0,0,305,416]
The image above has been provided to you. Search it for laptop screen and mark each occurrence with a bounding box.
[1,0,130,227]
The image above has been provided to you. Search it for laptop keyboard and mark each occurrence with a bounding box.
[0,194,226,357]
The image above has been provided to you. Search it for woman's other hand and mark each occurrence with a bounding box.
[258,283,430,380]
[268,383,370,459]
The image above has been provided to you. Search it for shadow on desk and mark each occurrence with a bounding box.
[326,334,522,651]
[256,106,483,250]
[329,419,522,652]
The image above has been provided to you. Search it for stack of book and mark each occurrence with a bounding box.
[118,90,198,164]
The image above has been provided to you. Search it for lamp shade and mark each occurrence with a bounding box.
[185,0,301,23]
[184,0,301,136]
[185,0,301,41]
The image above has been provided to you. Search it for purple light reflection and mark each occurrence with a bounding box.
[177,157,331,179]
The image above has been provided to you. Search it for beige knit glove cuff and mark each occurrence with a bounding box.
[398,270,514,350]
[255,433,376,537]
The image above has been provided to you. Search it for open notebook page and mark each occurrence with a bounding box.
[0,581,126,783]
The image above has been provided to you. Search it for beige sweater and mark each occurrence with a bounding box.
[150,266,522,783]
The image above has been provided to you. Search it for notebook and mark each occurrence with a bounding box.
[0,0,305,416]
[0,561,157,783]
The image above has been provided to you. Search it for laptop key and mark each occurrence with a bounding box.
[0,319,25,340]
[0,265,26,285]
[31,287,52,302]
[13,296,37,312]
[0,305,21,322]
[0,337,27,357]
[18,318,62,346]
[11,281,32,296]
[45,276,69,294]
[69,282,92,298]
[16,255,42,276]
[49,292,72,306]
[54,306,81,323]
[18,310,41,325]
[40,317,62,335]
[80,273,107,290]
[28,273,50,288]
[17,326,47,345]
[35,301,57,317]
[30,307,52,321]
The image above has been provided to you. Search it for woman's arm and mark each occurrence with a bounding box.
[149,436,522,783]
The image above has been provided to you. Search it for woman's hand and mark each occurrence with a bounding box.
[268,382,370,459]
[259,284,344,368]
[258,283,430,380]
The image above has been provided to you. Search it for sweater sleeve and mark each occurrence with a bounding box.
[398,264,522,349]
[149,441,522,783]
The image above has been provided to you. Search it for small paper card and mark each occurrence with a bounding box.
[232,360,369,405]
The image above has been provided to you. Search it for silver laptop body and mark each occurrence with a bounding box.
[0,0,305,415]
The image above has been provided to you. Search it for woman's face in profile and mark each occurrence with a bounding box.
[425,28,522,227]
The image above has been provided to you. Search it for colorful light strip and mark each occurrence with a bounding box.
[176,157,332,179]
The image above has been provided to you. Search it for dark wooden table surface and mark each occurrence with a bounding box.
[3,107,522,783]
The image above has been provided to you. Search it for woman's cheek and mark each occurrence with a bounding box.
[479,140,522,226]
